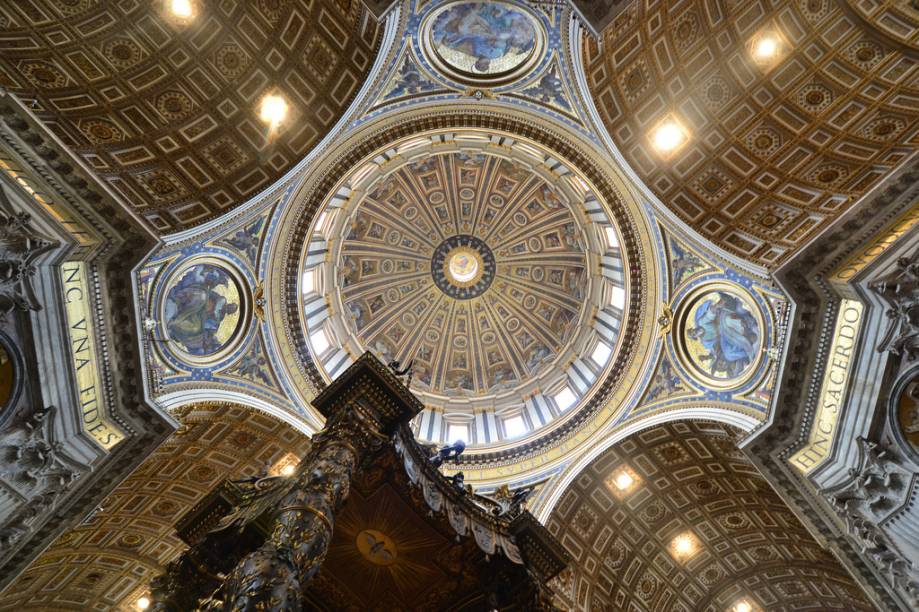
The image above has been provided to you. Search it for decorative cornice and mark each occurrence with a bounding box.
[0,93,175,589]
[745,156,919,611]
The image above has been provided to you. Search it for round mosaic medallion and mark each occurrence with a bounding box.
[674,283,764,388]
[161,259,246,361]
[422,1,544,85]
[431,235,495,298]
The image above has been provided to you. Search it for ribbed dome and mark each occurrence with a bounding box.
[339,150,587,397]
[298,131,631,448]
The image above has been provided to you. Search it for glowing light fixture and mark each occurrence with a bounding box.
[651,116,689,156]
[614,471,633,490]
[732,601,753,612]
[137,596,151,610]
[754,36,779,59]
[170,0,193,18]
[604,465,640,498]
[669,531,699,560]
[749,29,787,69]
[269,452,300,477]
[259,94,289,129]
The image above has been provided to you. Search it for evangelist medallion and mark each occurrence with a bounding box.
[675,284,763,388]
[423,1,544,85]
[163,261,244,359]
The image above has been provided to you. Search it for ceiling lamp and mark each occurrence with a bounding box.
[650,115,689,158]
[269,452,301,477]
[170,0,194,19]
[604,465,640,498]
[136,596,151,610]
[749,29,786,69]
[731,600,755,612]
[669,531,700,561]
[259,94,289,129]
[754,36,778,59]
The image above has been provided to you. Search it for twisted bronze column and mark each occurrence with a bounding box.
[163,354,422,611]
[202,413,378,610]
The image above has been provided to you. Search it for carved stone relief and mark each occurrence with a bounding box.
[0,406,85,548]
[872,247,919,362]
[823,437,919,601]
[0,185,56,317]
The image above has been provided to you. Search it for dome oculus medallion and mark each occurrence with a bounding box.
[295,131,633,449]
[432,235,495,298]
[161,259,247,362]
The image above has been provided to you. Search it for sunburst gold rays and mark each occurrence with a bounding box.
[325,486,451,606]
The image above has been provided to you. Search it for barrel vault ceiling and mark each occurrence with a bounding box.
[585,0,919,267]
[547,421,874,611]
[0,404,310,612]
[0,0,380,232]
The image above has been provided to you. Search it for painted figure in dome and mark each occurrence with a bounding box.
[433,3,535,73]
[687,291,759,379]
[165,265,239,356]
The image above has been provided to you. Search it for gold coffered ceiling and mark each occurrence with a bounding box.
[0,404,310,611]
[547,421,874,611]
[0,0,380,232]
[585,0,919,267]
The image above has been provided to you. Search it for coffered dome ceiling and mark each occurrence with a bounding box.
[0,0,380,232]
[585,0,919,267]
[338,151,590,397]
[547,421,875,611]
[290,129,642,450]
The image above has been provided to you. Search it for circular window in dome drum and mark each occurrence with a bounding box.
[422,1,545,85]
